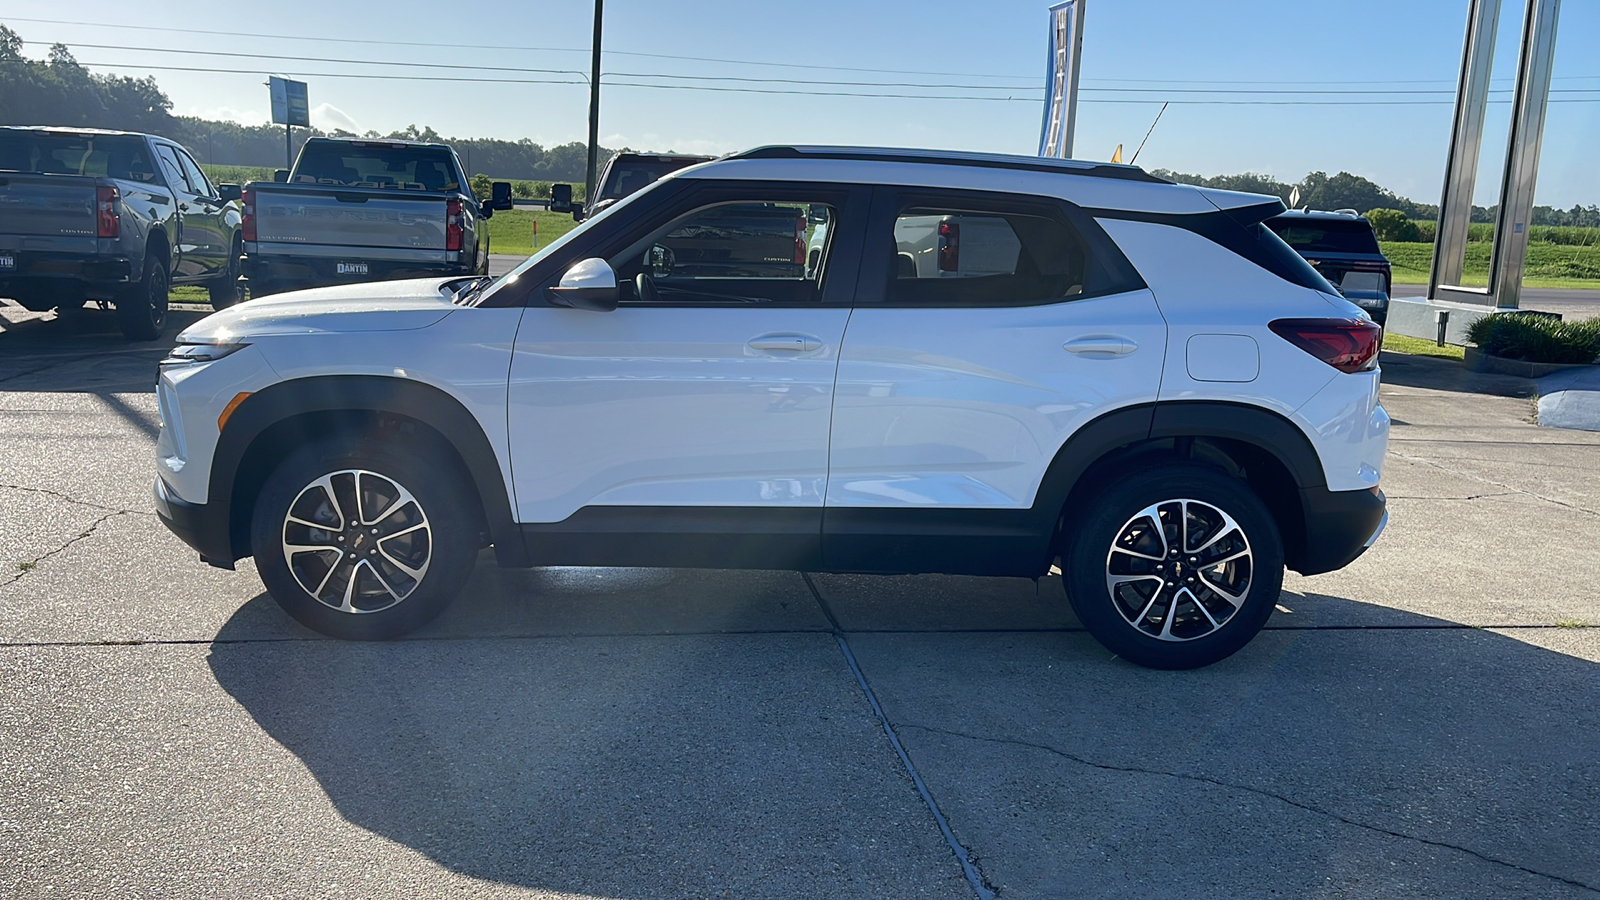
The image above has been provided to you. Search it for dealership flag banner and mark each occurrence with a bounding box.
[1038,0,1085,159]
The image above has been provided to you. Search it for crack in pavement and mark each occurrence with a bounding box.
[1390,451,1600,519]
[2,510,129,587]
[1384,491,1520,501]
[900,723,1600,895]
[0,482,146,515]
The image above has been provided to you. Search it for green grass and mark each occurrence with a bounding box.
[485,208,581,257]
[1382,241,1600,289]
[1381,331,1465,360]
[200,164,276,185]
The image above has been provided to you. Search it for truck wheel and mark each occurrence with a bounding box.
[210,238,245,309]
[250,435,480,640]
[1060,463,1283,670]
[115,257,169,341]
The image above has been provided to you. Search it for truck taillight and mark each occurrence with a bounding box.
[1269,318,1382,374]
[96,185,120,238]
[446,198,464,252]
[240,187,256,242]
[793,215,806,266]
[938,221,960,272]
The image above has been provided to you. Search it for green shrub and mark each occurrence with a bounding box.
[1466,312,1600,364]
[469,173,492,200]
[1365,208,1419,242]
[1413,219,1436,243]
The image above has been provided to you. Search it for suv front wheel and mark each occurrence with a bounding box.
[250,436,480,639]
[1061,463,1283,669]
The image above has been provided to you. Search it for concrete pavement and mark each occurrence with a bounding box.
[2,302,1598,898]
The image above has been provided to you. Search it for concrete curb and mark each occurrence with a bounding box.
[1536,365,1600,432]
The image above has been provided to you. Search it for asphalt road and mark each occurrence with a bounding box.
[2,302,1599,898]
[1394,282,1600,320]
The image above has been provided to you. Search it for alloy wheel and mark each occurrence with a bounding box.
[1104,499,1253,641]
[281,469,432,614]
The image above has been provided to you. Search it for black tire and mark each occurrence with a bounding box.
[209,238,245,309]
[1061,463,1283,670]
[115,256,169,341]
[250,435,480,640]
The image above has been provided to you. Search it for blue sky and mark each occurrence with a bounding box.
[5,0,1596,206]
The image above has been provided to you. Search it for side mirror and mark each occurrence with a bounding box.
[549,183,574,213]
[648,244,675,278]
[547,257,618,312]
[489,181,514,210]
[217,183,242,203]
[272,169,289,184]
[808,204,829,224]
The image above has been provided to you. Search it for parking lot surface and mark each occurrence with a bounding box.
[3,301,1598,898]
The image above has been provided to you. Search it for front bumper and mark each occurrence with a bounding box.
[1294,486,1387,575]
[154,478,236,570]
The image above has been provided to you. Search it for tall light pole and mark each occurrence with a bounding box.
[585,0,603,202]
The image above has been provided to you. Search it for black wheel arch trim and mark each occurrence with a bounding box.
[209,375,526,568]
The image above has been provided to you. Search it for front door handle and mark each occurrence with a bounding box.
[748,334,823,353]
[1064,335,1138,356]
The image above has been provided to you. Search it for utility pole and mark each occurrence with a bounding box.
[585,0,603,202]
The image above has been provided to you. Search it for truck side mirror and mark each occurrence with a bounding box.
[549,183,574,214]
[217,183,242,203]
[489,181,514,211]
[272,169,289,184]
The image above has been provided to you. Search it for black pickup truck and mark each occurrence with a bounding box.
[242,138,512,296]
[0,126,244,339]
[551,152,712,221]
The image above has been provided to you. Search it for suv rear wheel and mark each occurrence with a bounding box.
[1061,463,1283,669]
[250,436,480,639]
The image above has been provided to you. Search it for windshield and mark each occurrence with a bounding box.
[0,132,158,183]
[471,177,665,306]
[599,158,704,201]
[1265,217,1382,255]
[293,142,459,191]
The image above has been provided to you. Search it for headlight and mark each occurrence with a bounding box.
[162,342,247,365]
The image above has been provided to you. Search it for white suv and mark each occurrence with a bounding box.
[154,146,1389,669]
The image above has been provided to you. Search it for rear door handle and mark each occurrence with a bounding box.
[1064,335,1138,356]
[748,334,822,353]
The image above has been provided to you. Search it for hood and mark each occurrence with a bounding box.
[177,277,462,343]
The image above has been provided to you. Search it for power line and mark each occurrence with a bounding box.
[7,15,1597,87]
[21,41,1600,98]
[29,60,1600,105]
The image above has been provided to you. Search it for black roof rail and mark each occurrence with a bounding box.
[728,145,1172,184]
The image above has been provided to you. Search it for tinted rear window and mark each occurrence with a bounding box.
[1266,217,1381,254]
[0,132,158,183]
[294,142,459,190]
[600,159,702,201]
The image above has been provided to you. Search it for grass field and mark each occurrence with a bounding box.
[1380,241,1600,290]
[485,209,580,256]
[1381,331,1465,360]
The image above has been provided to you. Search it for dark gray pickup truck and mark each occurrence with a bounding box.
[243,138,511,296]
[0,126,244,339]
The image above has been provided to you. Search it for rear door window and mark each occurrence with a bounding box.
[885,202,1088,305]
[293,142,459,190]
[155,145,198,196]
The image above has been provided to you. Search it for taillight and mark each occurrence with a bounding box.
[793,215,806,266]
[96,185,120,238]
[938,221,959,272]
[240,187,256,242]
[445,198,463,252]
[1269,318,1382,373]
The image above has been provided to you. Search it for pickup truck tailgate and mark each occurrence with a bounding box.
[253,186,449,252]
[0,173,97,245]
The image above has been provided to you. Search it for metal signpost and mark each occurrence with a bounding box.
[269,77,310,170]
[1038,0,1085,159]
[1388,0,1564,342]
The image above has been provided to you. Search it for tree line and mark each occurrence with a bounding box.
[3,24,1595,226]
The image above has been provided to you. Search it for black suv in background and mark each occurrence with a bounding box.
[1265,210,1392,325]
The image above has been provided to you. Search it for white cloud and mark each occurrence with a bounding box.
[311,103,359,133]
[190,106,268,126]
